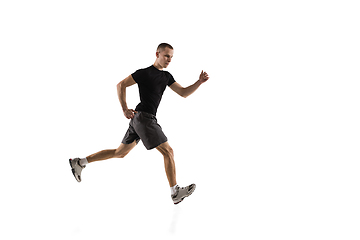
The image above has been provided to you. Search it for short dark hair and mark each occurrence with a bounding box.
[157,43,173,52]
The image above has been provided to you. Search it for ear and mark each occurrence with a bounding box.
[156,51,160,58]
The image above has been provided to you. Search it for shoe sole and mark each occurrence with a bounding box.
[69,159,81,182]
[173,184,196,204]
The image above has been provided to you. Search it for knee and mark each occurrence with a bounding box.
[114,149,128,158]
[115,153,126,158]
[163,146,174,158]
[157,142,174,158]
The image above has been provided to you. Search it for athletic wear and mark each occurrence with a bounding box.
[123,65,174,149]
[69,158,85,182]
[121,111,167,150]
[170,184,179,195]
[70,65,197,203]
[171,184,196,204]
[79,157,88,166]
[132,65,176,116]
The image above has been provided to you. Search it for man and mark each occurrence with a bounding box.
[69,43,209,204]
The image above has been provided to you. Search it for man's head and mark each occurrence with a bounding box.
[154,43,174,70]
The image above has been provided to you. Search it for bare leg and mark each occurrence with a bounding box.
[156,141,177,187]
[86,141,137,163]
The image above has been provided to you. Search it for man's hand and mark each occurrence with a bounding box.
[123,109,137,119]
[199,70,209,84]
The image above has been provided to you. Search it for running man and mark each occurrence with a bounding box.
[69,43,209,204]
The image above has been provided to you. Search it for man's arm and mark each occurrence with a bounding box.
[170,70,209,98]
[117,75,137,119]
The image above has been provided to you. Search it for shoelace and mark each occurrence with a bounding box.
[178,186,189,193]
[176,186,186,191]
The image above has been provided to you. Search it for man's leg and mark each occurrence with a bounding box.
[70,141,137,182]
[156,141,196,204]
[156,141,177,187]
[86,140,137,163]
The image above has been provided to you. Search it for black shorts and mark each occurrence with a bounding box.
[121,111,168,150]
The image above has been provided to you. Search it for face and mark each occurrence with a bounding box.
[156,47,174,69]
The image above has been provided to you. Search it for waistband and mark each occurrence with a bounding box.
[137,111,156,118]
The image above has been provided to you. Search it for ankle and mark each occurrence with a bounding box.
[79,157,89,166]
[170,184,178,195]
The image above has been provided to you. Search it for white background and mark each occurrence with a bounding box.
[1,0,359,239]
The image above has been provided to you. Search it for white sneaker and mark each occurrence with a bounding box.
[171,184,196,204]
[69,158,85,182]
